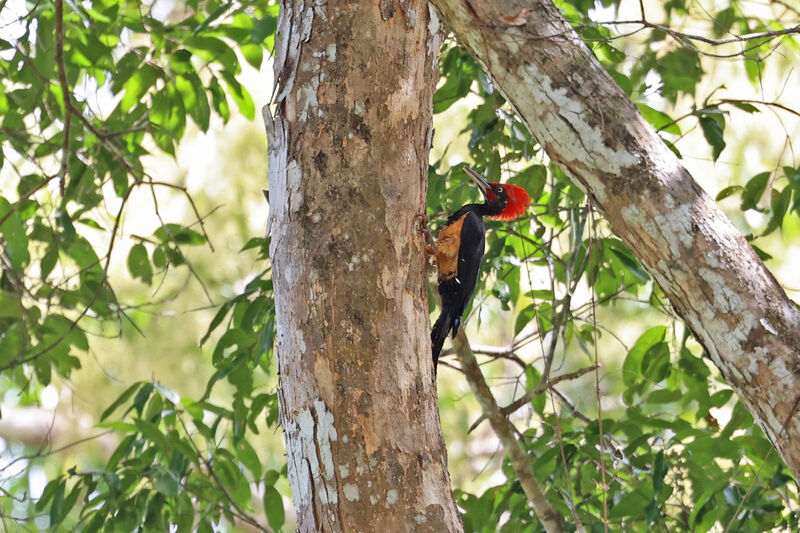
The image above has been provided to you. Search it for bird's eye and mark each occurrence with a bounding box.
[495,186,503,193]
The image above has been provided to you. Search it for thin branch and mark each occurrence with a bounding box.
[54,0,70,197]
[453,329,567,533]
[0,186,133,373]
[499,364,598,417]
[587,200,609,531]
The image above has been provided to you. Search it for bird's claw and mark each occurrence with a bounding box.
[415,214,437,255]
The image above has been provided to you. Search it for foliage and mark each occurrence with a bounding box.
[0,0,281,530]
[0,0,799,531]
[429,0,800,527]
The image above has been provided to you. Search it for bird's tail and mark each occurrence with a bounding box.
[431,310,453,371]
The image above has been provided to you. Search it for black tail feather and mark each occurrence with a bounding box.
[451,316,461,339]
[431,310,453,371]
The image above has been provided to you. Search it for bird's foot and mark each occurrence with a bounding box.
[415,214,437,256]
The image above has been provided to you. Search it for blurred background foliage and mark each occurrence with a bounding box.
[0,0,799,530]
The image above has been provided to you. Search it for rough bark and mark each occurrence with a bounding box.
[429,0,800,478]
[264,0,462,531]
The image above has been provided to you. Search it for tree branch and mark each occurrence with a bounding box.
[453,329,568,533]
[54,0,70,197]
[431,0,800,482]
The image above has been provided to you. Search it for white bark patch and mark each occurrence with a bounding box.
[264,108,288,257]
[389,76,417,123]
[652,204,694,257]
[347,254,361,272]
[427,5,441,67]
[705,252,721,269]
[287,160,304,214]
[566,170,609,204]
[343,483,360,501]
[748,349,764,376]
[315,399,338,477]
[326,44,336,62]
[340,463,350,478]
[407,7,416,28]
[769,357,793,386]
[520,64,638,175]
[297,74,320,122]
[694,307,756,383]
[415,514,428,524]
[299,2,314,41]
[286,400,340,508]
[386,489,399,506]
[760,318,778,335]
[698,267,745,314]
[620,205,660,248]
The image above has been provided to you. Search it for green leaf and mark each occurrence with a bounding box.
[200,301,233,346]
[699,116,726,162]
[193,3,230,33]
[259,315,275,358]
[491,279,511,305]
[709,389,733,408]
[153,382,181,405]
[101,381,144,421]
[219,69,255,119]
[744,56,762,86]
[36,478,62,511]
[724,99,759,114]
[48,480,66,525]
[652,451,667,493]
[120,64,160,112]
[176,74,211,132]
[264,469,280,486]
[134,418,170,451]
[252,16,278,43]
[608,488,651,519]
[263,485,285,530]
[508,164,547,201]
[716,185,743,201]
[215,453,251,508]
[623,326,666,385]
[153,224,206,245]
[637,104,681,135]
[658,48,702,102]
[152,246,167,268]
[154,471,179,496]
[185,36,238,72]
[713,7,736,37]
[641,342,670,382]
[750,243,772,260]
[608,246,650,283]
[132,382,155,414]
[0,197,30,270]
[127,243,153,285]
[514,303,536,336]
[236,439,262,479]
[763,186,792,235]
[741,172,770,211]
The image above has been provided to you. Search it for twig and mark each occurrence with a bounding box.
[499,364,598,417]
[54,0,71,197]
[453,329,566,533]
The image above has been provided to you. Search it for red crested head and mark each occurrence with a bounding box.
[464,166,530,221]
[486,183,530,221]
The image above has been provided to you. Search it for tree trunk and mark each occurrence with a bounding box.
[263,0,462,531]
[430,0,800,479]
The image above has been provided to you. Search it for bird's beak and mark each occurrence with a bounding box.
[464,166,490,195]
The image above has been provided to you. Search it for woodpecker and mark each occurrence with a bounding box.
[429,166,530,370]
